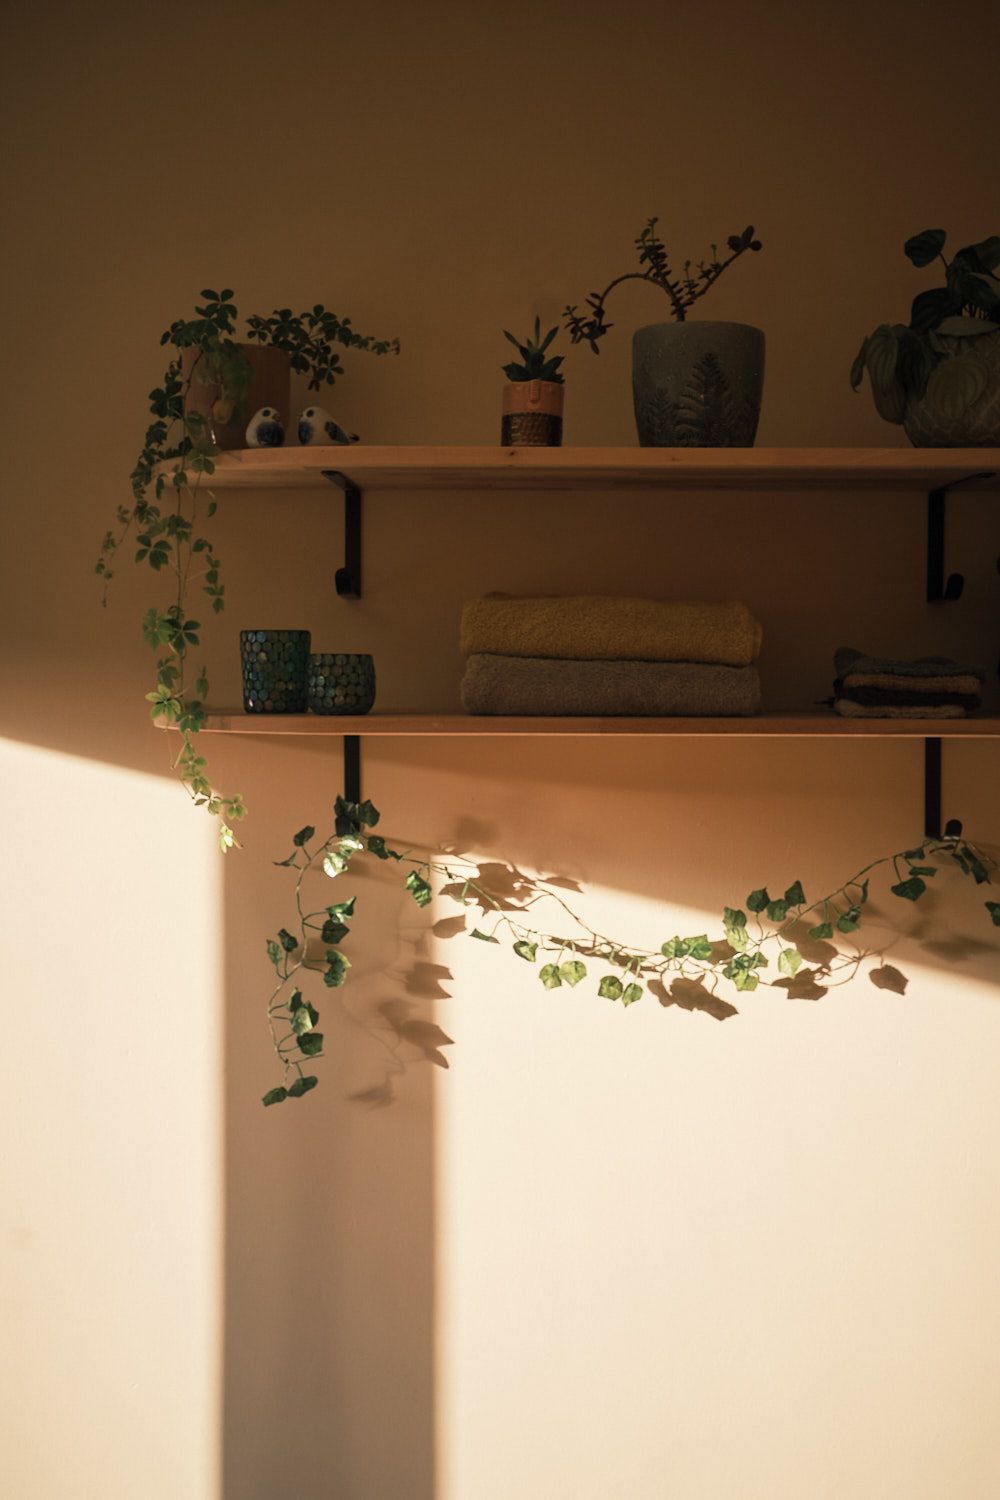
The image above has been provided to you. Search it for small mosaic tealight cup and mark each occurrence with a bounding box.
[308,652,376,715]
[240,629,311,713]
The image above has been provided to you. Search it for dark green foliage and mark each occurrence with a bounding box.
[851,227,1000,422]
[564,217,762,350]
[502,317,565,383]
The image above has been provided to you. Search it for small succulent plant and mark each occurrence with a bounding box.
[502,317,565,384]
[851,229,1000,423]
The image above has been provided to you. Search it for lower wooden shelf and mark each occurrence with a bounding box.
[186,711,1000,738]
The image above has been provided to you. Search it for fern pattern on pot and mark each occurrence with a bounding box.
[640,354,760,447]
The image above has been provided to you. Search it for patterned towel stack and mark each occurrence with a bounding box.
[833,647,986,718]
[460,596,763,716]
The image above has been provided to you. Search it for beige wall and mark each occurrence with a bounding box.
[2,2,999,1497]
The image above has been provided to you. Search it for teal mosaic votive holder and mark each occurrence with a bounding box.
[240,629,311,713]
[308,653,376,715]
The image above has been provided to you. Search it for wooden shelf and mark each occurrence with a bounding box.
[182,712,1000,738]
[194,446,1000,492]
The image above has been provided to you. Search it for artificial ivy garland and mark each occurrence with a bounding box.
[260,797,999,1105]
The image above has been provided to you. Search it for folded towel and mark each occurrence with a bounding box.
[841,671,983,697]
[834,699,967,719]
[834,647,986,684]
[835,684,980,710]
[461,655,762,716]
[461,596,762,666]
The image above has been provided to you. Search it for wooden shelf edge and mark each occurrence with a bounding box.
[160,711,1000,738]
[180,446,1000,492]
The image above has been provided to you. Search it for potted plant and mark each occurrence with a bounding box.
[501,317,566,446]
[851,230,1000,446]
[161,290,400,450]
[96,288,399,848]
[563,218,764,447]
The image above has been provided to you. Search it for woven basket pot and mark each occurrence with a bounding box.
[501,380,564,446]
[903,326,1000,447]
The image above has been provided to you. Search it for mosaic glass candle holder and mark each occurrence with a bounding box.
[307,652,376,715]
[240,629,311,713]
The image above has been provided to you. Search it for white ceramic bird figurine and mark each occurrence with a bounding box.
[297,405,359,446]
[245,407,285,448]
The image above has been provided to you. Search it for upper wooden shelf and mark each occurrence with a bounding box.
[198,446,1000,492]
[185,712,1000,738]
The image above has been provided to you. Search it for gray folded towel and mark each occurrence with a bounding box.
[834,647,986,683]
[461,655,761,716]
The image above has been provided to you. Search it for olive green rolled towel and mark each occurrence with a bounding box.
[460,595,763,666]
[461,655,762,716]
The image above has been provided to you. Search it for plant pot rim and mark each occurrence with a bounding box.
[633,319,764,337]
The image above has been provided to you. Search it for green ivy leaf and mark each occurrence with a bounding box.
[784,880,805,906]
[903,228,946,267]
[266,939,282,966]
[598,975,623,1001]
[470,928,500,943]
[292,825,315,847]
[808,922,834,940]
[261,1087,287,1107]
[836,909,861,932]
[323,951,351,987]
[327,898,356,919]
[622,983,643,1007]
[291,1006,315,1035]
[513,940,537,963]
[685,935,712,960]
[559,959,587,986]
[277,927,298,953]
[746,888,769,913]
[722,907,748,951]
[298,1033,324,1057]
[321,918,349,944]
[287,1075,319,1098]
[405,871,433,908]
[765,899,789,923]
[986,902,1000,927]
[323,850,347,878]
[733,970,759,992]
[890,876,926,902]
[367,835,401,861]
[539,963,563,989]
[778,947,802,977]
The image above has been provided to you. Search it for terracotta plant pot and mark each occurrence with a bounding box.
[182,343,291,450]
[501,380,564,446]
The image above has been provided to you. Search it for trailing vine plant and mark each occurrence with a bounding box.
[96,289,399,848]
[261,798,999,1105]
[563,217,763,352]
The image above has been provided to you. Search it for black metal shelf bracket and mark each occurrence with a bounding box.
[923,736,962,841]
[322,470,362,599]
[343,734,361,805]
[926,470,995,602]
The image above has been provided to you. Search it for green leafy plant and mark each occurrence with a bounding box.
[502,317,565,383]
[850,229,1000,422]
[261,800,997,1104]
[564,217,762,352]
[96,289,399,848]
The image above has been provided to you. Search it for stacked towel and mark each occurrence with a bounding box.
[833,647,985,718]
[460,596,763,716]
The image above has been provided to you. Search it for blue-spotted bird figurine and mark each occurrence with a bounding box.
[297,405,359,446]
[245,406,285,448]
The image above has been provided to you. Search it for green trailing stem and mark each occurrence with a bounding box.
[97,289,399,848]
[261,798,998,1105]
[563,217,763,352]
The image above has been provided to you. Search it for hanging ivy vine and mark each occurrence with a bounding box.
[96,289,399,849]
[260,797,999,1104]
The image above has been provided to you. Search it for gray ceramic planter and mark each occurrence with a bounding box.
[632,321,765,447]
